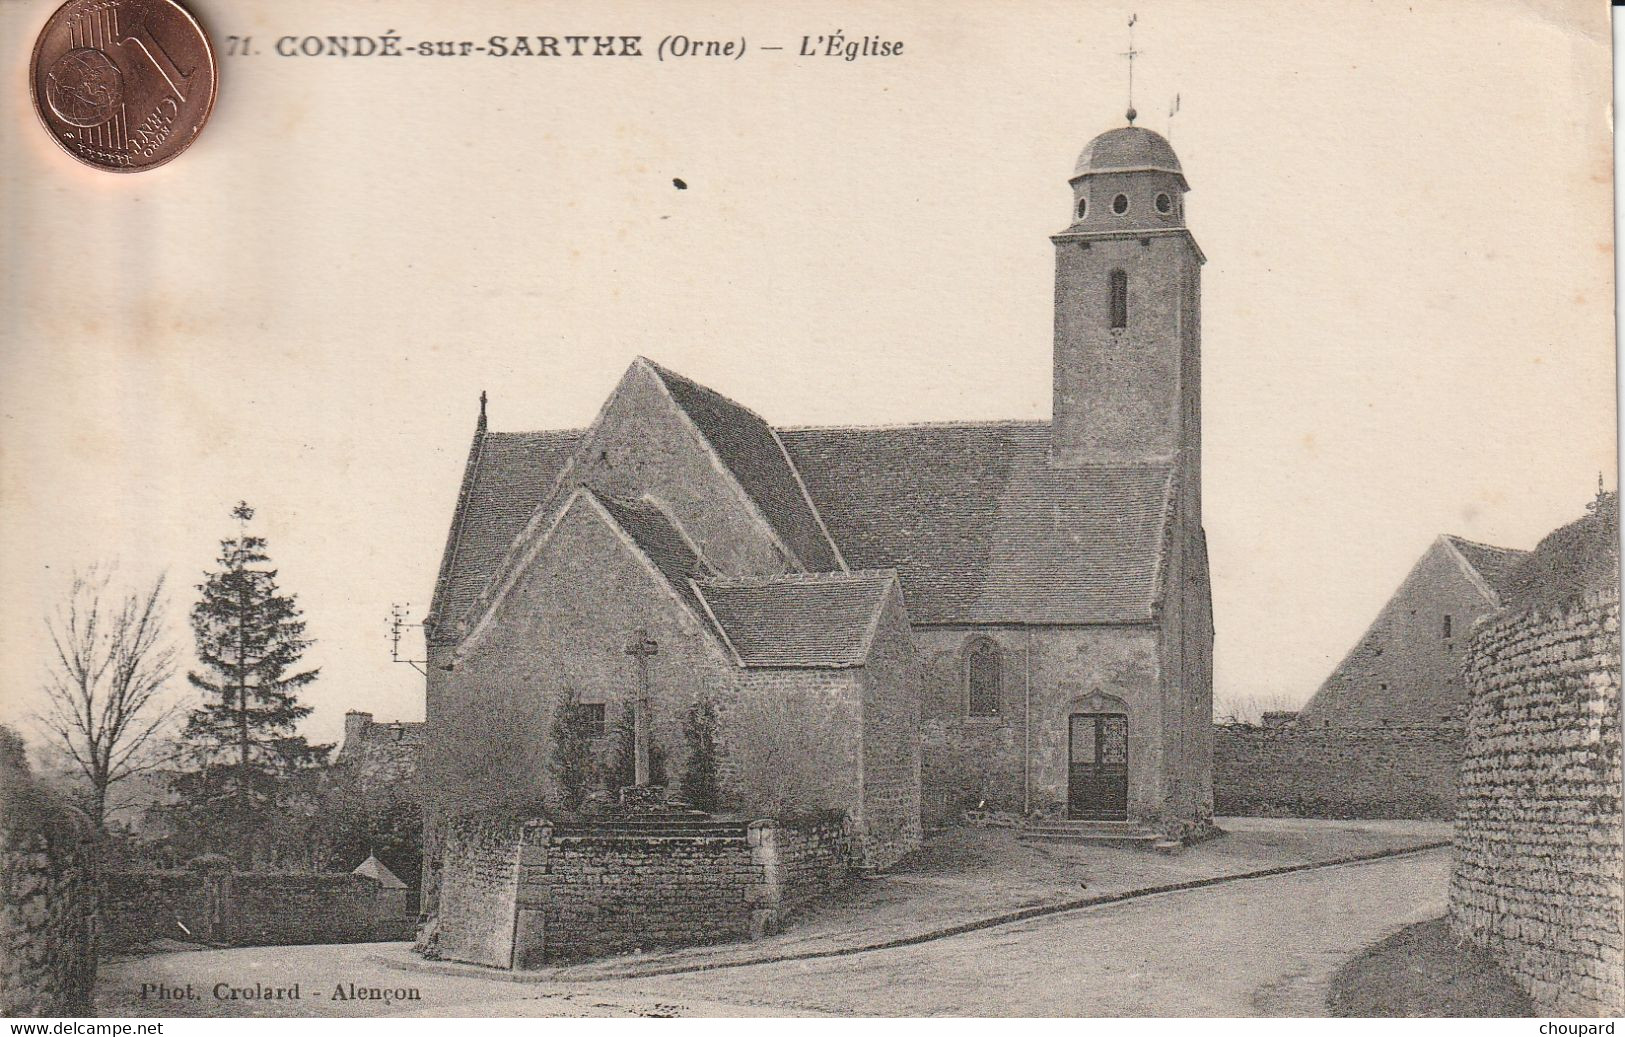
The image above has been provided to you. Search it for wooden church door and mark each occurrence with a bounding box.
[1068,713,1128,820]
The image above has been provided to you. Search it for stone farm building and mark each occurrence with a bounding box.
[420,119,1215,870]
[336,711,425,787]
[1298,535,1529,727]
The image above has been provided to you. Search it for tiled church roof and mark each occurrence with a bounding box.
[647,361,844,574]
[431,429,584,633]
[1442,535,1528,602]
[433,367,1176,641]
[695,572,898,668]
[597,494,711,617]
[780,424,1173,624]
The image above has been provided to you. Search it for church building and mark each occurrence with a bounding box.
[421,117,1216,867]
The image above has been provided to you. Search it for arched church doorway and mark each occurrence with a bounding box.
[1068,712,1128,820]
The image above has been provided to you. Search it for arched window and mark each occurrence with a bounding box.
[967,639,1002,717]
[1109,269,1128,329]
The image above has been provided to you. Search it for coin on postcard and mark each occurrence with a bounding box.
[29,0,217,172]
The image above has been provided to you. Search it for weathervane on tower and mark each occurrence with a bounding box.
[1122,13,1139,125]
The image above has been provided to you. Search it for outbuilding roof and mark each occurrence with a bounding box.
[1441,535,1529,603]
[695,571,899,668]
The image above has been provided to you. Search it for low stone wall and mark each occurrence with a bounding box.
[1213,722,1462,818]
[1449,590,1623,1015]
[426,813,852,968]
[773,817,852,916]
[102,865,415,950]
[0,809,97,1016]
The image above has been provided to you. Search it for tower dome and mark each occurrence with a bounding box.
[1073,125,1185,187]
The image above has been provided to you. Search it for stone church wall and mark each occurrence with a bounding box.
[567,361,797,578]
[428,495,915,874]
[426,814,851,968]
[0,805,97,1016]
[855,587,922,868]
[1158,488,1215,831]
[427,494,738,819]
[917,625,1030,822]
[723,669,862,815]
[1449,590,1623,1015]
[1213,722,1462,818]
[916,625,1161,823]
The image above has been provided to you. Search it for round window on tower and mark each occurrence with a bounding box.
[1155,192,1173,214]
[1112,193,1130,215]
[1076,197,1088,220]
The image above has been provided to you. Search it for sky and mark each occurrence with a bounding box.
[0,0,1614,749]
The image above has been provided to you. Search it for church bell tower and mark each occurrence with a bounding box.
[1051,118,1204,472]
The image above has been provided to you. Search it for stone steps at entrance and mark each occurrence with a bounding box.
[1017,820,1169,850]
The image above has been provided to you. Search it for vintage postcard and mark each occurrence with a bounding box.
[0,0,1617,1022]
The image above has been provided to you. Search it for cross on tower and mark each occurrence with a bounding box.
[624,629,660,786]
[1122,13,1140,124]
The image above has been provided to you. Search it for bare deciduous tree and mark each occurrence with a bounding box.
[1213,691,1303,726]
[723,687,851,818]
[38,567,179,829]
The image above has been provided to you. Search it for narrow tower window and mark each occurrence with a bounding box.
[1076,197,1088,220]
[967,639,1002,717]
[1443,615,1453,639]
[1109,269,1128,329]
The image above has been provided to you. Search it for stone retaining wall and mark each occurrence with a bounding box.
[0,811,97,1016]
[428,815,519,969]
[773,817,852,916]
[101,865,416,950]
[1213,722,1461,818]
[426,813,852,968]
[1449,590,1623,1015]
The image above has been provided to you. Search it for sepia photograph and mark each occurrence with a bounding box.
[0,0,1617,1022]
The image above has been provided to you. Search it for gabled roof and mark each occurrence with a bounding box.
[1441,535,1529,603]
[694,571,900,668]
[646,361,844,574]
[457,486,732,663]
[779,423,1174,624]
[597,494,713,617]
[429,428,584,636]
[352,853,408,889]
[430,369,1178,641]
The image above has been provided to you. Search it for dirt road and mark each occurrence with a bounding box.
[97,848,1449,1017]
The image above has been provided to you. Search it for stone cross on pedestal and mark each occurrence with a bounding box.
[624,629,659,786]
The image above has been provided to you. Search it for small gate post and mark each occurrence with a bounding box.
[511,821,551,970]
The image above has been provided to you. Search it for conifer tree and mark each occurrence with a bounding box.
[549,687,599,813]
[171,502,329,863]
[681,694,722,812]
